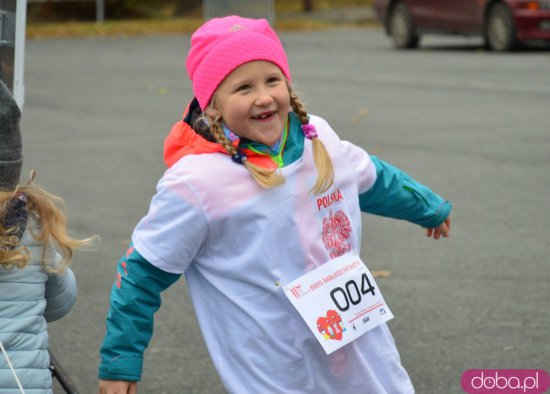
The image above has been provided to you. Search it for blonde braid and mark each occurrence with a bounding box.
[204,109,285,189]
[289,90,334,195]
[205,110,237,156]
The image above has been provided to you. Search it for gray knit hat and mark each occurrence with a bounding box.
[0,80,23,191]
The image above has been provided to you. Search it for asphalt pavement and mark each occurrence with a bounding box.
[19,25,550,394]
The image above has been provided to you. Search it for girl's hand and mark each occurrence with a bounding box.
[426,217,451,240]
[98,379,137,394]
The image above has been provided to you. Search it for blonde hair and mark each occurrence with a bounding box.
[203,87,334,194]
[203,107,286,189]
[288,86,334,195]
[0,173,96,272]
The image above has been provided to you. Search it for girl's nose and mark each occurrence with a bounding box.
[254,91,273,106]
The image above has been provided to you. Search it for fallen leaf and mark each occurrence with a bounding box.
[351,107,369,123]
[372,270,391,278]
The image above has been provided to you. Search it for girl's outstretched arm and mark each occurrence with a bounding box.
[98,244,181,382]
[359,156,452,231]
[98,379,137,394]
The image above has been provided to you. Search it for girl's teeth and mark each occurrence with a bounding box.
[254,112,273,119]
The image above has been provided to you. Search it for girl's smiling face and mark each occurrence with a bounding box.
[213,61,291,147]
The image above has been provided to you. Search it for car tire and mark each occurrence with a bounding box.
[389,2,420,49]
[485,3,517,52]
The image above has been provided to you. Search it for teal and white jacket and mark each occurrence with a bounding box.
[99,111,451,394]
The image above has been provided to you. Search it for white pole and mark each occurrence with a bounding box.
[96,0,104,23]
[13,0,26,110]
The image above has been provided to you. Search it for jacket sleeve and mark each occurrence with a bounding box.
[44,250,77,323]
[359,156,451,228]
[98,244,181,382]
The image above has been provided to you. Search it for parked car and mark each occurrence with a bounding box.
[373,0,550,51]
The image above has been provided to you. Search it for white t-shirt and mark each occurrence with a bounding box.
[132,115,414,394]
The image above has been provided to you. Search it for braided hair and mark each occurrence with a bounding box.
[288,86,334,195]
[203,108,285,189]
[195,88,334,194]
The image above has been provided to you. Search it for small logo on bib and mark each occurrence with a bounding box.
[317,310,346,341]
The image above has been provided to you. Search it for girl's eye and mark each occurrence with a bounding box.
[236,84,250,92]
[267,77,281,85]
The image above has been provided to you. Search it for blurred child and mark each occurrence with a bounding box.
[98,16,451,394]
[0,81,95,393]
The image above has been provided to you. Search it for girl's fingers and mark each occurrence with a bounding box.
[427,217,452,239]
[437,224,449,239]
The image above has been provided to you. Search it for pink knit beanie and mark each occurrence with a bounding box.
[186,15,291,110]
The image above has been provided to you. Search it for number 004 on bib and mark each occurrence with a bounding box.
[284,252,393,354]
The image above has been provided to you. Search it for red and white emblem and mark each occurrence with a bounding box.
[322,209,352,258]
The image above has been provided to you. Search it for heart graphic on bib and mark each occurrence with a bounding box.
[317,310,345,341]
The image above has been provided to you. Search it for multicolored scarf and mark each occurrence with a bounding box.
[231,118,289,168]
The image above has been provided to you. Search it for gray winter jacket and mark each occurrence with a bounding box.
[0,218,77,393]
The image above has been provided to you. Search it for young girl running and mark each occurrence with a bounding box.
[98,16,451,394]
[0,81,95,393]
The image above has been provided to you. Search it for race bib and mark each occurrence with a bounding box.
[284,252,393,354]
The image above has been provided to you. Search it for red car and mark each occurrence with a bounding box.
[373,0,550,51]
